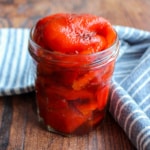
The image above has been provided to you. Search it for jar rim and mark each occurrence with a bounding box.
[28,26,119,68]
[29,26,119,57]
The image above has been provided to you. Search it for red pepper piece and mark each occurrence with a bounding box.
[72,71,96,90]
[73,98,98,115]
[72,69,103,90]
[33,13,116,54]
[36,91,90,134]
[101,61,115,82]
[33,14,62,48]
[44,107,90,134]
[40,95,90,134]
[86,110,105,128]
[53,70,79,86]
[73,110,105,135]
[96,85,110,110]
[46,85,94,101]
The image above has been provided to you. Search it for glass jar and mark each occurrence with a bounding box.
[28,27,119,136]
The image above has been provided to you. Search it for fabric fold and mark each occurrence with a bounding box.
[109,82,150,150]
[0,28,34,95]
[110,26,150,150]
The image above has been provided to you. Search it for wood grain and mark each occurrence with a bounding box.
[0,0,150,149]
[0,93,135,150]
[0,0,150,30]
[0,98,13,150]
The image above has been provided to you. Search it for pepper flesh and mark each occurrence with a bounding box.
[32,13,117,135]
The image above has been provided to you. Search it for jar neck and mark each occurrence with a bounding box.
[28,28,119,68]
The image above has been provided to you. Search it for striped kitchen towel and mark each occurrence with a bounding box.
[0,26,150,150]
[0,28,34,95]
[110,26,150,150]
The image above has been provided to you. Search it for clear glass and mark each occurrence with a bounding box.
[28,27,119,136]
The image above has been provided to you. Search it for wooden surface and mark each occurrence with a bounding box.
[0,0,150,150]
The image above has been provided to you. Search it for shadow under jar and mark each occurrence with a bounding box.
[28,26,119,136]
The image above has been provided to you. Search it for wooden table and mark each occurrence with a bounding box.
[0,0,150,149]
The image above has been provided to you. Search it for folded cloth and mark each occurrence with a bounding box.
[0,28,34,95]
[110,26,150,150]
[0,26,150,149]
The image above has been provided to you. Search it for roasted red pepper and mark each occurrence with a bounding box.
[33,13,116,54]
[29,13,118,135]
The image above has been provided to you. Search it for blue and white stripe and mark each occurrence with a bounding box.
[0,26,150,149]
[110,26,150,150]
[0,28,34,96]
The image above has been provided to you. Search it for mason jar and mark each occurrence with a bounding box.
[28,26,119,136]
